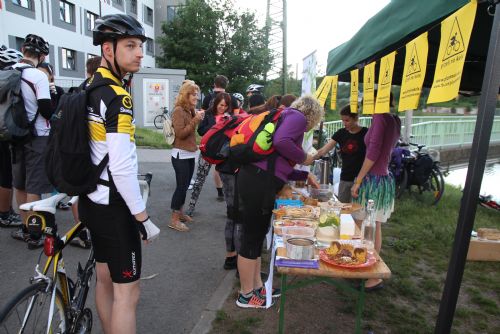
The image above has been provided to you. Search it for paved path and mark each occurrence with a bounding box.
[0,149,236,333]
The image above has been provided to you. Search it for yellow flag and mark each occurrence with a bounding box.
[350,69,359,113]
[330,75,338,110]
[375,51,396,114]
[363,62,376,114]
[318,76,333,107]
[427,1,477,103]
[314,77,328,99]
[399,32,428,111]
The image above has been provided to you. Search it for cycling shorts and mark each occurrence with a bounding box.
[79,195,142,283]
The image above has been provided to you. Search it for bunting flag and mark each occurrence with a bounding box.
[375,51,396,113]
[427,0,477,103]
[399,32,428,111]
[314,76,329,99]
[330,75,338,110]
[350,69,359,113]
[363,62,376,114]
[318,76,333,107]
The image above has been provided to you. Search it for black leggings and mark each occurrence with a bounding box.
[170,155,195,211]
[238,164,284,260]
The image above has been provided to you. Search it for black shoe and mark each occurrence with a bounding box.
[0,211,22,228]
[27,235,45,250]
[216,195,225,202]
[223,255,237,270]
[11,226,29,242]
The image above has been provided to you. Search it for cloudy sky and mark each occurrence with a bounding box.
[234,0,390,76]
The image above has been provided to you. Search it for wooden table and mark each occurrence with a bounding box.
[275,247,391,334]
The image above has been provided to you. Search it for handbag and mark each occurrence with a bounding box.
[162,114,175,145]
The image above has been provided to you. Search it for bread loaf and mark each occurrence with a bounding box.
[478,228,500,241]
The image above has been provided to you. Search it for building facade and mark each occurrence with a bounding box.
[154,0,184,59]
[0,0,156,88]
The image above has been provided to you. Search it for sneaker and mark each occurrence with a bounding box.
[0,211,22,228]
[11,226,29,242]
[223,255,237,270]
[236,291,273,309]
[56,201,70,210]
[27,235,45,250]
[255,286,281,298]
[70,236,92,249]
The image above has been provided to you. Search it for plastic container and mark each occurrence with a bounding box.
[309,184,334,202]
[282,226,315,242]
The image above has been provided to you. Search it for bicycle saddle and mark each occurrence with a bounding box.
[20,193,67,214]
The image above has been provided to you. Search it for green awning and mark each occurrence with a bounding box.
[326,0,492,92]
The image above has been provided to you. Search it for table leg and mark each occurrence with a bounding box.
[355,280,366,334]
[278,274,287,334]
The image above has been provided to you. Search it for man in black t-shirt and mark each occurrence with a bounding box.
[315,105,367,202]
[201,74,238,111]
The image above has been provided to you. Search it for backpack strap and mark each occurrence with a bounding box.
[96,154,111,187]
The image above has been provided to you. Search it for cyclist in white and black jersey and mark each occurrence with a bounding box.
[79,14,159,334]
[10,34,59,248]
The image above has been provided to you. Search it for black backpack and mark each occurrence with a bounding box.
[45,84,109,196]
[0,66,38,143]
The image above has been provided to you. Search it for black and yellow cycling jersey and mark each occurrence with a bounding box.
[84,67,146,215]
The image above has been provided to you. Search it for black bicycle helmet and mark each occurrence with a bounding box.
[22,34,49,55]
[93,14,147,46]
[0,45,23,68]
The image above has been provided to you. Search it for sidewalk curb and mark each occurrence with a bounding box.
[190,270,236,334]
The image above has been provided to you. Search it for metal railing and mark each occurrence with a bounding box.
[323,116,500,149]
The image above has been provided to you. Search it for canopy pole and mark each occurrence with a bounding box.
[403,110,413,143]
[434,4,500,333]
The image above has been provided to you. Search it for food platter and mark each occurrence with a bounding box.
[319,250,377,269]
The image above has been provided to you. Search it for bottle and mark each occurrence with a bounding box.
[361,200,376,250]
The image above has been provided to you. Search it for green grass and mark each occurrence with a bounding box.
[210,184,500,333]
[135,127,171,149]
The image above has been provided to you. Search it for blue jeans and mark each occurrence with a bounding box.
[170,155,195,211]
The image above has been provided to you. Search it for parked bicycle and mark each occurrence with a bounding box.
[153,107,169,129]
[389,141,445,205]
[0,173,152,333]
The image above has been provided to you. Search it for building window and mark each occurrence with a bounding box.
[113,0,123,6]
[86,11,97,31]
[61,48,75,70]
[130,0,137,14]
[146,38,154,55]
[15,37,25,51]
[87,53,99,60]
[11,0,34,10]
[59,0,74,24]
[146,6,153,24]
[167,6,182,22]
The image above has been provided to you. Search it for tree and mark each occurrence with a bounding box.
[157,0,272,94]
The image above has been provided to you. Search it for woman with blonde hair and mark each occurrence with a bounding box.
[168,81,204,232]
[236,95,323,308]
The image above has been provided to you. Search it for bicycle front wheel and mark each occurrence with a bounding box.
[154,114,166,129]
[0,282,68,334]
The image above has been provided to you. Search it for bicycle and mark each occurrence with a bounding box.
[0,173,153,333]
[153,107,169,129]
[390,141,445,205]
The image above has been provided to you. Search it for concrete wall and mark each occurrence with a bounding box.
[131,67,186,127]
[439,143,500,168]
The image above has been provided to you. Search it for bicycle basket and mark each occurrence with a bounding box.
[162,115,175,145]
